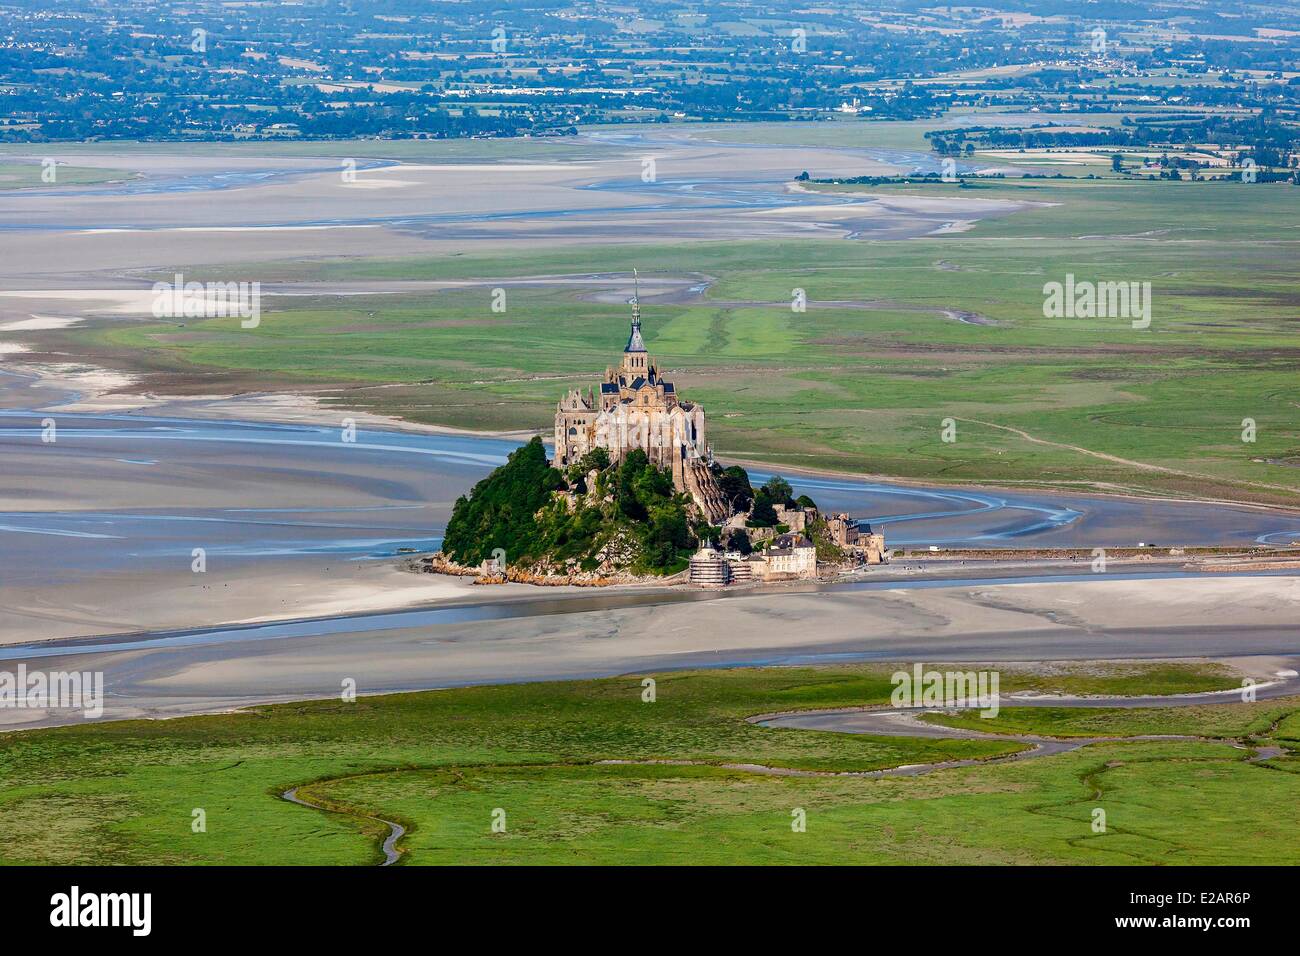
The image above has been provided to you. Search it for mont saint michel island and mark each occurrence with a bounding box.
[427,293,886,588]
[2,0,1298,886]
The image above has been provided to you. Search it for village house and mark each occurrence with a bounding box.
[761,532,818,579]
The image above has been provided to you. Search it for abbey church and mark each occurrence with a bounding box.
[554,292,730,523]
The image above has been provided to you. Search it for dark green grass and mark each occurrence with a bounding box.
[0,662,1294,865]
[0,165,137,189]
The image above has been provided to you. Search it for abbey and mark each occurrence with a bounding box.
[554,294,729,522]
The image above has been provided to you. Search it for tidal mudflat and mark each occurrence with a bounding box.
[0,130,1033,284]
[5,364,1300,647]
[2,358,1299,732]
[0,128,1296,736]
[1,570,1296,729]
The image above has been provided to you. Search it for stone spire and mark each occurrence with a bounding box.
[625,269,646,354]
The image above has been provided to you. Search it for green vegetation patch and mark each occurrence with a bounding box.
[71,173,1300,505]
[441,439,700,575]
[0,163,137,189]
[0,661,1293,865]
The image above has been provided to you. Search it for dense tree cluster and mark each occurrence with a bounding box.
[931,113,1300,162]
[441,439,830,575]
[746,474,798,529]
[440,437,565,565]
[442,439,700,575]
[6,1,1292,142]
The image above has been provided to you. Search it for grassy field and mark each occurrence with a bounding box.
[73,171,1300,506]
[0,163,137,189]
[0,662,1294,865]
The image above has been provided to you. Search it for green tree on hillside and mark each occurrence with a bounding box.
[442,441,697,576]
[749,489,780,528]
[441,437,564,564]
[645,502,691,567]
[761,475,795,506]
[616,449,673,522]
[713,464,755,513]
[565,447,610,491]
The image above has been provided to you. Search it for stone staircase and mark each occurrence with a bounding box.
[684,458,733,525]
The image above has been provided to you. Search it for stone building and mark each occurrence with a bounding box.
[825,513,859,548]
[760,533,818,579]
[774,504,809,533]
[554,281,729,523]
[726,553,761,583]
[860,531,888,564]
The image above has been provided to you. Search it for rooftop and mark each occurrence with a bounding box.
[625,318,647,353]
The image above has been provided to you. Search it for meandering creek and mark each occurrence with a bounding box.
[281,676,1299,865]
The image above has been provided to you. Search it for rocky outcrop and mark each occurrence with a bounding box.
[414,550,687,588]
[416,554,480,577]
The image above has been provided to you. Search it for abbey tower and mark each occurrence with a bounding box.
[554,280,729,523]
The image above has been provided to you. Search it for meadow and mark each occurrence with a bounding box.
[0,662,1294,866]
[82,172,1300,506]
[0,163,136,189]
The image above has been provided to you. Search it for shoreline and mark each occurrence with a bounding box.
[8,354,1298,518]
[7,559,1299,655]
[2,357,544,442]
[3,571,1298,731]
[2,354,1298,647]
[720,453,1300,518]
[2,652,1292,737]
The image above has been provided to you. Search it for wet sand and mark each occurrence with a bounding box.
[0,130,1295,732]
[4,358,1300,646]
[1,573,1296,729]
[0,131,1037,282]
[2,365,1296,730]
